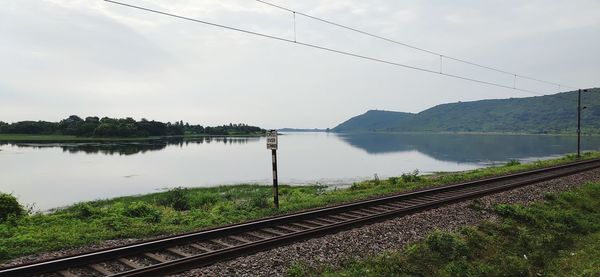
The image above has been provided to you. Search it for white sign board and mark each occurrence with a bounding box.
[266,130,278,150]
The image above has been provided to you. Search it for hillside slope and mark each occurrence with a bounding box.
[333,110,415,132]
[333,89,600,134]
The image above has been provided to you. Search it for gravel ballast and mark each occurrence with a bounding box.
[173,168,600,277]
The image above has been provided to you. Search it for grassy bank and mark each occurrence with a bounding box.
[0,152,599,263]
[289,182,600,276]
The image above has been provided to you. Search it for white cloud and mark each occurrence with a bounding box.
[0,0,598,128]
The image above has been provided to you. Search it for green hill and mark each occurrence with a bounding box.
[333,88,600,134]
[333,110,415,132]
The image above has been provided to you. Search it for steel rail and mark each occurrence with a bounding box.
[3,158,600,277]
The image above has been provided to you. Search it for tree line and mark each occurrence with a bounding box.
[0,115,265,137]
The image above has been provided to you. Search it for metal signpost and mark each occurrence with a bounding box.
[267,130,279,209]
[578,89,582,158]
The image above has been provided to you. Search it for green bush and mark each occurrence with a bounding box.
[100,214,132,231]
[0,193,25,222]
[0,244,9,261]
[124,202,161,223]
[425,231,468,260]
[70,203,98,219]
[158,187,191,211]
[505,159,521,166]
[191,193,219,208]
[287,262,311,277]
[249,192,271,209]
[387,176,400,184]
[401,170,422,183]
[440,260,471,276]
[494,204,521,217]
[350,181,374,191]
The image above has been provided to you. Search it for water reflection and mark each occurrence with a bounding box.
[3,133,599,162]
[4,132,600,210]
[337,133,600,163]
[0,137,257,155]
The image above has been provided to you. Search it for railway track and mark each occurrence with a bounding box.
[3,158,600,277]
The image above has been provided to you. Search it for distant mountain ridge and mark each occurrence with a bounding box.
[333,89,600,134]
[333,110,415,132]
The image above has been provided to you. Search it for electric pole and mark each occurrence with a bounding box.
[577,89,589,159]
[578,89,581,158]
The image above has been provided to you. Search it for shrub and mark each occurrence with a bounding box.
[191,193,219,208]
[288,262,311,277]
[494,204,520,217]
[100,214,131,231]
[441,260,472,276]
[401,170,422,183]
[234,193,271,213]
[210,202,238,220]
[158,187,191,211]
[505,159,521,167]
[0,193,25,222]
[350,181,377,191]
[125,202,157,217]
[388,176,400,184]
[124,202,161,223]
[425,231,468,260]
[315,185,327,195]
[70,203,98,219]
[249,192,270,209]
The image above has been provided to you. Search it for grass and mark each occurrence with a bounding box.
[1,152,600,263]
[545,232,600,276]
[288,182,600,276]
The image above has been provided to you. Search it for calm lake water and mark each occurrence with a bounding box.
[2,132,600,210]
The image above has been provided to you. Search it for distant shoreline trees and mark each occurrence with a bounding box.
[0,116,265,138]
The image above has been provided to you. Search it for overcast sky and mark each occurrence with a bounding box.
[1,0,598,128]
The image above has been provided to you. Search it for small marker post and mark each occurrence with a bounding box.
[578,89,581,158]
[266,130,279,209]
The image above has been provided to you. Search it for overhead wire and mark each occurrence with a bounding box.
[255,0,579,90]
[103,0,582,102]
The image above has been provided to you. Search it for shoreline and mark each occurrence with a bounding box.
[0,133,265,142]
[1,152,599,263]
[3,154,588,213]
[4,130,600,142]
[330,130,600,137]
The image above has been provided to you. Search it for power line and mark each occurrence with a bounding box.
[103,0,579,99]
[255,0,579,90]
